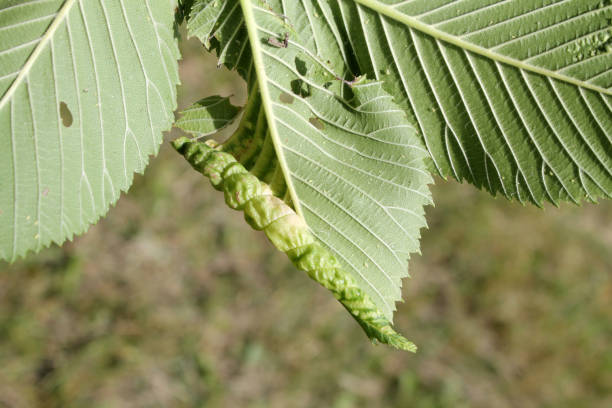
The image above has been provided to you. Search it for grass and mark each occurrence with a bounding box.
[0,37,611,408]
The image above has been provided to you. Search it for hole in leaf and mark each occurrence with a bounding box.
[59,102,73,127]
[291,79,310,98]
[294,57,307,75]
[309,117,324,130]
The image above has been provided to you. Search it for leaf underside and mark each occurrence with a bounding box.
[349,0,612,206]
[183,0,434,325]
[0,0,180,262]
[180,0,611,349]
[191,0,612,206]
[175,95,242,137]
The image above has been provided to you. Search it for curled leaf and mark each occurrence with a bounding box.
[173,136,417,352]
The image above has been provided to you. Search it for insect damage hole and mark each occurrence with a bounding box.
[279,92,294,104]
[59,102,73,127]
[309,117,324,130]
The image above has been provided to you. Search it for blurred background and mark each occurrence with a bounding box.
[1,35,611,408]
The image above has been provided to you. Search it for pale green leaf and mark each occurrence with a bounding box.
[185,0,433,322]
[187,0,252,78]
[0,0,180,261]
[187,0,612,205]
[176,95,242,137]
[179,0,612,346]
[345,0,612,205]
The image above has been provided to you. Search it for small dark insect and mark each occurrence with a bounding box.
[267,32,289,48]
[334,74,361,86]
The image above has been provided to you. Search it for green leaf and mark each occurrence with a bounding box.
[176,95,242,137]
[188,0,612,205]
[187,0,252,79]
[344,0,612,205]
[173,136,418,351]
[181,0,433,349]
[0,0,180,261]
[181,0,612,348]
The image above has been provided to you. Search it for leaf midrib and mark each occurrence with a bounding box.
[354,0,612,96]
[239,0,304,216]
[0,0,76,110]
